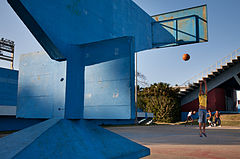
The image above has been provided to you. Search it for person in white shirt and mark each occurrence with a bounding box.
[185,110,196,126]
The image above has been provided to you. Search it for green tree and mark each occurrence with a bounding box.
[137,82,180,122]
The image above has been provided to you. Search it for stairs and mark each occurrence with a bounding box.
[179,48,240,98]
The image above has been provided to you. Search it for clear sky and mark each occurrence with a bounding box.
[1,0,240,86]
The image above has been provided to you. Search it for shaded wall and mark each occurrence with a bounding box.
[0,68,18,106]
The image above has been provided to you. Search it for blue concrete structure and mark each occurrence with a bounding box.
[0,67,45,131]
[0,117,44,131]
[0,67,18,107]
[7,0,208,120]
[18,52,66,119]
[0,119,149,159]
[17,37,135,120]
[0,0,208,158]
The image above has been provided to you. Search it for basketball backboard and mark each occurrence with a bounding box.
[152,5,208,48]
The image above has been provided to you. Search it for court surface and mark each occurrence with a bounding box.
[107,125,240,159]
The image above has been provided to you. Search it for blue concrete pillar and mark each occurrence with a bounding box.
[64,54,85,119]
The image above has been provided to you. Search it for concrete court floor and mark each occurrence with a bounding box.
[107,125,240,159]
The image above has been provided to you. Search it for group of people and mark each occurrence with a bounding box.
[207,109,221,127]
[186,109,222,127]
[185,79,222,137]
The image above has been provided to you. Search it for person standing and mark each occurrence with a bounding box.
[214,110,222,127]
[198,79,208,137]
[207,109,213,127]
[185,110,193,126]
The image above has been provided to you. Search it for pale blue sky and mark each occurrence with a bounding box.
[0,0,240,86]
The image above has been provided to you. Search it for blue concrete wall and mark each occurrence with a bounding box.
[18,37,135,120]
[84,58,132,119]
[0,68,18,106]
[0,68,44,131]
[17,52,66,119]
[83,37,135,119]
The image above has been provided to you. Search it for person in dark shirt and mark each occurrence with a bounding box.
[214,110,222,127]
[207,109,213,127]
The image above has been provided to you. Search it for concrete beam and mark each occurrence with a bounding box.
[234,75,240,86]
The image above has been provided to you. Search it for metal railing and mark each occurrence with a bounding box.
[181,48,240,86]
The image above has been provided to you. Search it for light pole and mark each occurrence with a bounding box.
[0,38,15,69]
[135,52,138,123]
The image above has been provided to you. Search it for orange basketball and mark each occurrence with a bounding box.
[182,54,190,61]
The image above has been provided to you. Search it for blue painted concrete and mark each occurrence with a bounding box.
[8,0,208,120]
[5,0,208,158]
[0,116,43,131]
[65,37,135,119]
[18,37,135,119]
[0,68,18,106]
[0,117,135,131]
[93,119,135,126]
[0,119,150,159]
[0,119,59,159]
[84,37,135,119]
[17,52,66,118]
[8,0,155,60]
[7,1,207,60]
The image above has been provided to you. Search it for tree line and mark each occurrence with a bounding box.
[137,74,181,122]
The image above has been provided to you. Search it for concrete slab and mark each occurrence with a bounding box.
[107,125,240,159]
